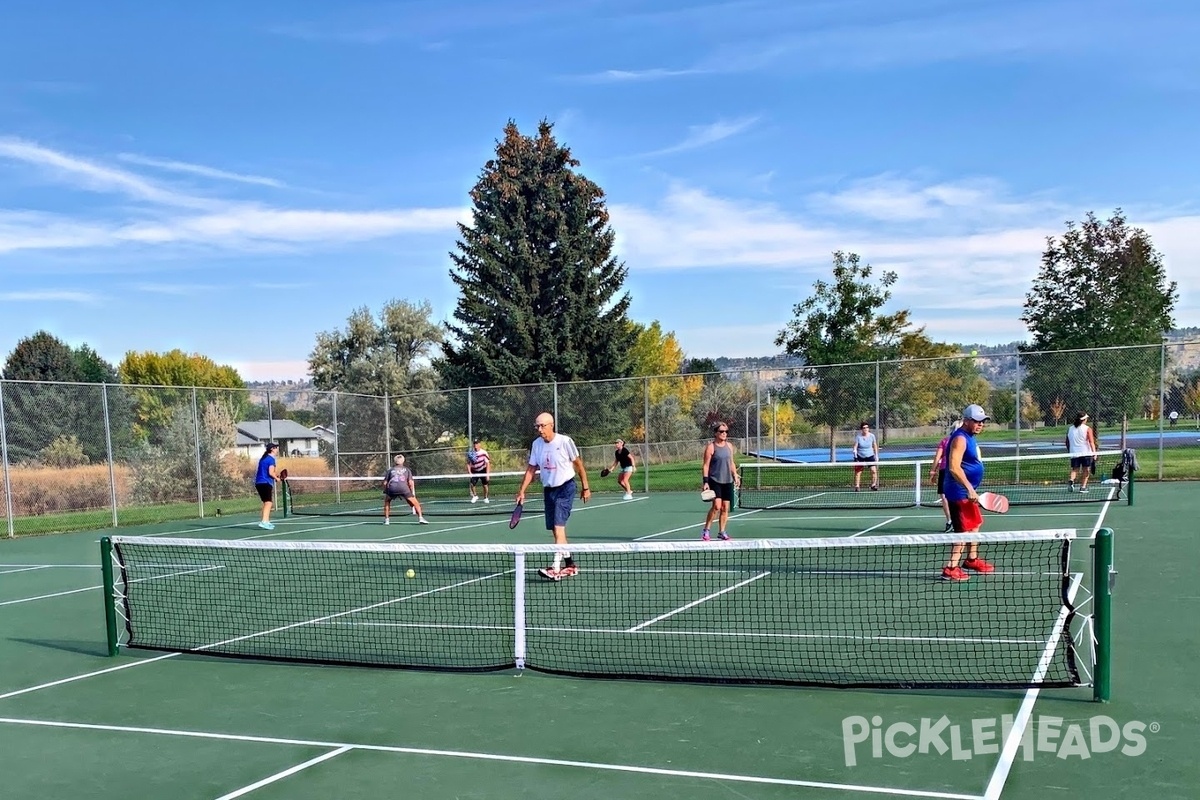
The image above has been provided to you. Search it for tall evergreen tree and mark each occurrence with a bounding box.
[441,120,634,389]
[1020,210,1177,428]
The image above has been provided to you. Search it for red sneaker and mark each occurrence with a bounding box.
[941,566,969,581]
[538,567,562,582]
[963,558,994,574]
[559,565,579,578]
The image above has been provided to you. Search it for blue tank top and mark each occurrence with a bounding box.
[942,429,983,502]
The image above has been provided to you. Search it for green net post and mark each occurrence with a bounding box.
[1093,527,1114,702]
[1126,467,1134,506]
[281,478,290,518]
[101,537,118,657]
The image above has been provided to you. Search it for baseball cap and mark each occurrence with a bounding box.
[962,404,990,422]
[263,441,279,451]
[473,437,482,443]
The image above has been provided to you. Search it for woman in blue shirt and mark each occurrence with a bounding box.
[255,442,279,530]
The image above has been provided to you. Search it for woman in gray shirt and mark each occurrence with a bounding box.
[700,422,741,541]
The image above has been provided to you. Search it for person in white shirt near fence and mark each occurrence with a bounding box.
[1066,412,1099,493]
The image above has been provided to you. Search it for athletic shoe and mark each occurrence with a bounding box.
[559,565,579,578]
[1067,481,1075,492]
[471,495,479,504]
[623,492,633,500]
[718,531,731,541]
[258,522,275,530]
[870,484,878,491]
[943,521,953,533]
[701,529,711,541]
[418,517,430,525]
[1079,487,1089,494]
[963,557,994,574]
[538,567,562,581]
[384,518,390,526]
[483,498,490,504]
[941,566,969,581]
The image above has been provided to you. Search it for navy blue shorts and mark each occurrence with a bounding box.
[1070,456,1094,470]
[543,479,576,530]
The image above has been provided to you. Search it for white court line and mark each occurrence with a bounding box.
[214,746,352,800]
[0,565,222,608]
[634,493,832,540]
[0,654,181,701]
[625,572,772,632]
[376,496,649,541]
[982,496,1113,800]
[0,716,982,800]
[0,566,52,575]
[0,564,99,569]
[851,516,901,537]
[240,521,368,540]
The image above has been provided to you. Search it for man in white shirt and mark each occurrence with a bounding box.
[516,412,591,581]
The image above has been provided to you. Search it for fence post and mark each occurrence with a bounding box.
[1159,341,1166,480]
[266,389,274,443]
[101,537,119,656]
[643,377,650,495]
[553,381,559,427]
[384,392,392,463]
[874,360,881,433]
[467,386,473,444]
[102,383,118,528]
[192,388,204,519]
[332,391,341,501]
[755,371,762,456]
[0,380,13,538]
[1093,527,1114,702]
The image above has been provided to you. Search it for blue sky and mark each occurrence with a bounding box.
[2,0,1198,381]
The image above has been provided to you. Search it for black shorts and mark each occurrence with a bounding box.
[937,468,947,496]
[1070,456,1094,470]
[708,480,735,503]
[470,474,489,486]
[255,483,274,503]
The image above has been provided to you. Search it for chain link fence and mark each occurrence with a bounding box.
[3,341,1198,536]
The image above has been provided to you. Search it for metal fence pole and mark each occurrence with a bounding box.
[874,360,881,432]
[266,389,274,443]
[467,386,473,444]
[384,392,392,463]
[1014,354,1022,483]
[332,391,341,501]
[643,377,651,495]
[755,371,762,456]
[102,383,118,528]
[553,381,559,427]
[192,388,204,519]
[1159,341,1166,480]
[0,381,13,538]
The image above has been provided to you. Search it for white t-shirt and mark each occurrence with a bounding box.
[529,433,581,488]
[1067,424,1092,455]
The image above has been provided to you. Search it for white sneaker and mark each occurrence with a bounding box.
[623,492,633,500]
[483,497,490,504]
[418,517,430,525]
[384,518,390,525]
[471,495,479,504]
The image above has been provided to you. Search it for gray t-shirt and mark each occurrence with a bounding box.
[707,443,735,484]
[384,466,413,496]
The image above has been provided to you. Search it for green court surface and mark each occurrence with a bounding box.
[1,484,1196,799]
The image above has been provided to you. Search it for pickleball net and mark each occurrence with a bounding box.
[283,470,537,517]
[102,530,1105,690]
[738,450,1126,511]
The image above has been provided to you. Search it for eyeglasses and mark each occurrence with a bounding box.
[534,423,549,429]
[716,429,729,434]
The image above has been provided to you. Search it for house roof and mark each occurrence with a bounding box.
[237,419,321,442]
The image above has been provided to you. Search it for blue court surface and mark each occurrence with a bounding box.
[752,428,1198,463]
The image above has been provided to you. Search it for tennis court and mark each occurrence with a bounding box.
[1,482,1195,799]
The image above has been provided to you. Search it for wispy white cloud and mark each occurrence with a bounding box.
[637,117,759,158]
[578,66,709,83]
[0,139,466,256]
[812,176,1057,223]
[132,282,220,295]
[0,138,216,209]
[0,290,101,304]
[117,154,288,189]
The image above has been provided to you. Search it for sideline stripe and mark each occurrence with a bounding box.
[0,716,982,799]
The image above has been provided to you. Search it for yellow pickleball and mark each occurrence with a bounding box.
[406,569,416,579]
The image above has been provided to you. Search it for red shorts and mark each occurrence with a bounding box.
[948,499,983,533]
